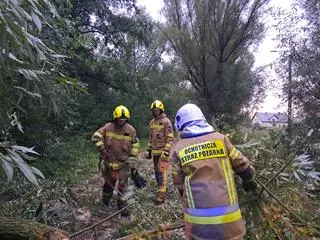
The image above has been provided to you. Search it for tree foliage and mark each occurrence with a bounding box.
[161,0,269,123]
[291,0,320,131]
[1,2,319,239]
[0,0,188,184]
[274,0,320,135]
[0,0,78,184]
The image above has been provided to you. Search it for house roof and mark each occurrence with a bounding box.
[253,112,288,123]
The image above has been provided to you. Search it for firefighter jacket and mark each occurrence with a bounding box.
[148,113,174,156]
[170,131,253,240]
[91,122,139,168]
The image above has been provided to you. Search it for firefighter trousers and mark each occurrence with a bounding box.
[153,155,167,198]
[101,162,130,209]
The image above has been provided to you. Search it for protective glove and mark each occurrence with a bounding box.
[131,169,147,188]
[159,151,170,172]
[237,165,257,192]
[242,180,257,192]
[160,150,169,162]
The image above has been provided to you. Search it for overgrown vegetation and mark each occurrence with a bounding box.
[0,0,319,239]
[1,128,319,239]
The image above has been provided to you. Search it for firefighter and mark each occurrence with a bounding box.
[170,103,257,240]
[147,100,174,205]
[91,105,143,217]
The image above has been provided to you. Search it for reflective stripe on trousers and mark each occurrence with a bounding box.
[153,155,167,193]
[184,204,241,225]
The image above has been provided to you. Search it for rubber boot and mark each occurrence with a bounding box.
[102,192,112,206]
[117,199,130,217]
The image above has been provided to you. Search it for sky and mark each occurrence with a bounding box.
[136,0,295,113]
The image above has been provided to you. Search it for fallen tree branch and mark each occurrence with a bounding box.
[291,222,320,230]
[115,222,185,240]
[0,216,69,240]
[260,153,299,195]
[70,202,133,238]
[259,131,313,195]
[256,179,305,223]
[256,179,320,234]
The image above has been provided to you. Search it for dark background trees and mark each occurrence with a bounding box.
[1,0,319,239]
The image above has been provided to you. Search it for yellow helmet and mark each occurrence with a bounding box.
[150,100,164,111]
[113,105,130,120]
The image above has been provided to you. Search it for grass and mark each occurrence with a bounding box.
[36,135,99,184]
[139,137,148,152]
[37,136,150,184]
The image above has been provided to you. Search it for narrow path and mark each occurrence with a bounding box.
[68,153,184,239]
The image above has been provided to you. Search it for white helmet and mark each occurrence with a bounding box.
[175,103,206,131]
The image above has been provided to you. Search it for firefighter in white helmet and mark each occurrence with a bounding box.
[169,103,257,239]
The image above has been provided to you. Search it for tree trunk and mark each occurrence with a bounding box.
[0,217,69,240]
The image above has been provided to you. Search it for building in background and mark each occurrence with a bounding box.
[252,112,288,129]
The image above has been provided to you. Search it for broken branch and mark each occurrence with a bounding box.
[70,202,133,238]
[115,222,185,240]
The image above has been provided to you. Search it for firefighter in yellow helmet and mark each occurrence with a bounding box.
[91,105,144,217]
[170,103,257,240]
[147,100,174,205]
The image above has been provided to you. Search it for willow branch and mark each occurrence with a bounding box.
[256,179,320,234]
[70,202,133,238]
[115,222,185,240]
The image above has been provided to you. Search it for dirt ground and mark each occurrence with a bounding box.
[63,154,185,239]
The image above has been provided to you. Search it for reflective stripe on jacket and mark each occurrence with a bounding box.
[170,131,250,240]
[148,113,173,155]
[91,122,139,167]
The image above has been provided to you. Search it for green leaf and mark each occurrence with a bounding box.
[51,54,67,58]
[51,98,58,114]
[9,2,24,22]
[14,86,42,98]
[19,152,38,161]
[31,11,42,31]
[17,120,24,133]
[6,149,39,186]
[15,4,32,22]
[6,149,25,163]
[11,145,40,155]
[18,68,38,80]
[0,154,14,181]
[16,159,39,186]
[7,21,28,43]
[31,166,45,179]
[7,52,24,63]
